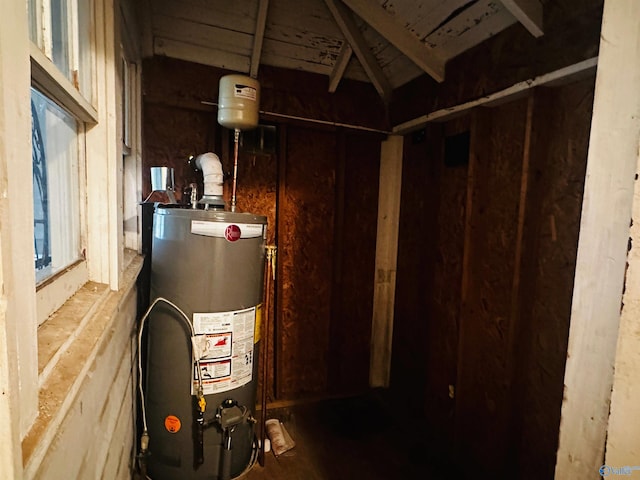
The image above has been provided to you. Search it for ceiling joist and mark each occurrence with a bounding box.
[340,0,445,83]
[148,0,536,93]
[250,0,270,78]
[324,0,392,100]
[500,0,544,38]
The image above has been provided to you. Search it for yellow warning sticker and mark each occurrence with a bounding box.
[254,303,263,344]
[164,415,181,434]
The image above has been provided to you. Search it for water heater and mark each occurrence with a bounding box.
[144,208,267,480]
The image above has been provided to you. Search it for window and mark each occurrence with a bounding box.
[31,87,82,283]
[29,0,96,318]
[29,0,94,100]
[6,0,138,444]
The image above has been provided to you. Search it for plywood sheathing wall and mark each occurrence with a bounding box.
[142,58,386,204]
[142,57,384,402]
[392,78,594,479]
[276,127,380,397]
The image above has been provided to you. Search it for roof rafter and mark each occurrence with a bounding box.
[340,0,445,82]
[500,0,544,38]
[324,0,392,100]
[328,42,353,92]
[250,0,270,78]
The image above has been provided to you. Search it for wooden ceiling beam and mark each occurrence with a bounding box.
[340,0,445,83]
[500,0,544,38]
[324,0,392,100]
[250,0,270,78]
[139,0,154,57]
[328,42,353,92]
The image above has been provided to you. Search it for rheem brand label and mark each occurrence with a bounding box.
[191,221,263,240]
[224,224,241,242]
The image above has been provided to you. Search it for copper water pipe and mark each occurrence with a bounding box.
[259,245,276,466]
[231,128,240,212]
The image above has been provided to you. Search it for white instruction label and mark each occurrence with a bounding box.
[234,84,257,101]
[191,307,256,395]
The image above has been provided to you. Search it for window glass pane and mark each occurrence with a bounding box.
[31,87,81,283]
[77,0,93,99]
[28,0,38,44]
[51,0,70,78]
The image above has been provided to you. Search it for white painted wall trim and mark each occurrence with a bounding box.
[555,1,640,478]
[370,135,403,387]
[601,0,640,472]
[0,0,40,450]
[86,0,123,290]
[393,56,598,135]
[30,45,98,124]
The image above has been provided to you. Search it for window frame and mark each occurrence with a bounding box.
[120,37,143,253]
[1,0,140,455]
[30,0,96,323]
[30,0,136,421]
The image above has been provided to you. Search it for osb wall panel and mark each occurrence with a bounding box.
[392,82,593,478]
[512,79,593,479]
[390,0,603,126]
[142,103,217,201]
[143,57,388,132]
[276,126,337,397]
[233,147,278,401]
[231,149,277,244]
[258,65,387,131]
[391,126,440,418]
[454,99,528,478]
[424,118,468,455]
[392,119,467,455]
[328,131,381,393]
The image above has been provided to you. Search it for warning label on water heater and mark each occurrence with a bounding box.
[191,307,256,396]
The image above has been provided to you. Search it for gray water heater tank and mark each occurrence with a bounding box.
[146,207,267,480]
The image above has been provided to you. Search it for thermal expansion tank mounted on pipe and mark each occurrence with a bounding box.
[217,75,260,131]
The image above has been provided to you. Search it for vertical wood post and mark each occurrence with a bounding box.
[603,0,640,470]
[555,1,640,477]
[370,135,403,387]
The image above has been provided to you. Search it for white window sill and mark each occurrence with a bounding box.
[22,251,143,475]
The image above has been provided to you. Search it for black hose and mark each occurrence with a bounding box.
[194,415,204,468]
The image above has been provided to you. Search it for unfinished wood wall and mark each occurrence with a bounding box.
[392,77,594,479]
[142,57,383,402]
